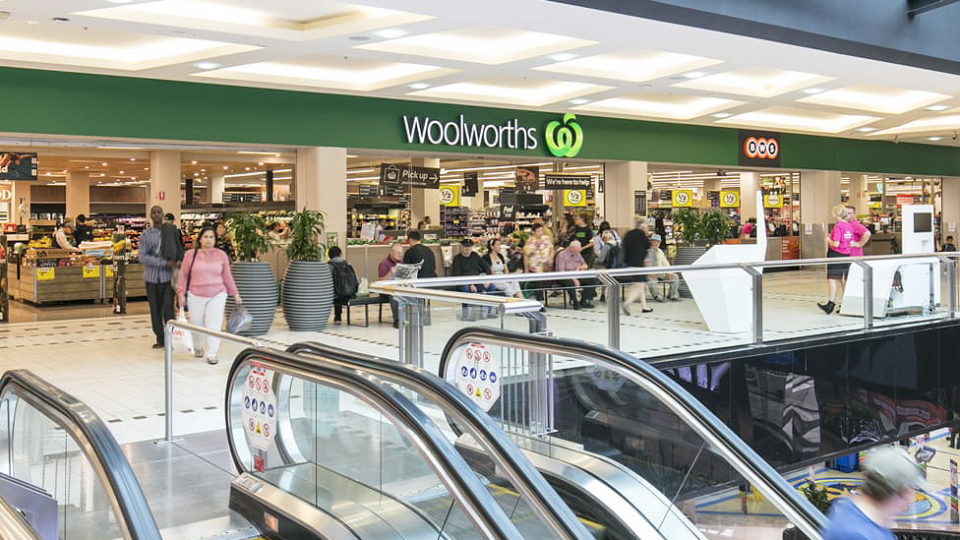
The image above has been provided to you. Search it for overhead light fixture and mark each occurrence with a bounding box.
[84,166,89,169]
[549,53,578,62]
[193,61,221,70]
[26,20,37,25]
[856,127,877,132]
[570,98,590,105]
[119,170,124,174]
[683,71,706,79]
[802,87,825,94]
[408,82,430,90]
[129,157,135,161]
[926,104,950,111]
[101,162,107,166]
[375,28,407,39]
[928,136,944,141]
[191,160,197,164]
[712,112,732,118]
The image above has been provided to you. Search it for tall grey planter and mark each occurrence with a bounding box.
[674,245,707,298]
[227,261,277,336]
[282,260,334,331]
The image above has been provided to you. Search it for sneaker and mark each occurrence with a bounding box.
[333,317,342,324]
[573,303,582,311]
[669,296,681,302]
[642,308,654,314]
[581,301,594,309]
[653,296,666,303]
[621,305,631,316]
[817,301,835,315]
[194,348,204,359]
[205,356,218,365]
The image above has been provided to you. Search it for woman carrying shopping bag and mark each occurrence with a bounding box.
[176,226,242,365]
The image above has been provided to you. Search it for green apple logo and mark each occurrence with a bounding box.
[545,113,583,157]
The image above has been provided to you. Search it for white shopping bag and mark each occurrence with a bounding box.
[172,308,194,355]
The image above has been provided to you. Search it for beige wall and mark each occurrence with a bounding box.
[603,161,648,232]
[800,170,842,259]
[66,170,90,220]
[296,146,348,250]
[149,150,181,221]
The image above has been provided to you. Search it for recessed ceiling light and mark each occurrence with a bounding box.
[101,162,107,166]
[245,167,251,171]
[193,172,199,176]
[550,53,578,62]
[26,20,37,25]
[926,105,950,111]
[928,136,944,141]
[101,173,105,177]
[683,71,706,79]
[143,167,148,170]
[856,127,877,132]
[258,162,264,166]
[375,28,407,39]
[119,170,124,174]
[408,82,430,90]
[191,160,197,164]
[712,112,732,118]
[223,166,228,170]
[802,87,825,94]
[193,61,220,70]
[84,166,89,169]
[129,157,135,161]
[570,98,590,105]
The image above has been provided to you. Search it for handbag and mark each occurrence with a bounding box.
[183,249,198,311]
[227,304,253,334]
[172,307,194,355]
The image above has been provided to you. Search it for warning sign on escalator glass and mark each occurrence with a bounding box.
[241,368,277,452]
[454,343,501,412]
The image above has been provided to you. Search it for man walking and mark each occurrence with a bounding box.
[141,206,176,349]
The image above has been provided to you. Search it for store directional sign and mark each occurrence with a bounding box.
[543,173,592,190]
[462,172,478,196]
[358,184,377,197]
[379,164,440,189]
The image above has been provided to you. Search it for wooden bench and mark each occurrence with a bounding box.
[336,294,390,327]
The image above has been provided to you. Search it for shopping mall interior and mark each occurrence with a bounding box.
[2,1,960,540]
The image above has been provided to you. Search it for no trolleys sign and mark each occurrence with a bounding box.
[241,368,277,452]
[454,343,501,412]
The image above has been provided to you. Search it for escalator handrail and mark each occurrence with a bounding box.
[439,328,828,540]
[0,370,161,540]
[285,341,595,540]
[0,496,43,540]
[226,347,526,540]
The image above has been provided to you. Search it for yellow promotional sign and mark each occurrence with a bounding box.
[36,268,55,281]
[83,264,100,278]
[106,266,114,278]
[438,185,460,207]
[869,201,881,209]
[720,191,740,208]
[563,190,586,207]
[763,192,784,208]
[672,189,693,207]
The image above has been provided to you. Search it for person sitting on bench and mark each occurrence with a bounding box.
[452,238,495,319]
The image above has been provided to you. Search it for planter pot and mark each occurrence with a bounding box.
[674,245,708,298]
[282,260,334,332]
[227,261,277,336]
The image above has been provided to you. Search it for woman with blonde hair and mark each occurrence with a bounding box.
[818,204,860,314]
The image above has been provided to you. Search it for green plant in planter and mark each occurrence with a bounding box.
[286,209,326,261]
[227,212,275,261]
[700,208,733,247]
[672,208,703,246]
[799,480,831,513]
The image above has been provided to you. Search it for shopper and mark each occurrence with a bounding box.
[452,238,494,319]
[523,223,553,304]
[555,240,595,310]
[846,207,871,258]
[570,213,595,263]
[402,230,437,278]
[141,205,176,349]
[329,246,359,324]
[558,213,576,246]
[267,222,283,241]
[215,222,235,261]
[593,221,621,256]
[622,216,653,315]
[161,213,185,289]
[378,243,405,328]
[822,445,926,540]
[741,218,757,240]
[53,220,81,252]
[645,234,680,302]
[73,214,94,244]
[176,226,241,365]
[819,204,859,314]
[944,236,957,252]
[595,230,622,269]
[483,237,523,299]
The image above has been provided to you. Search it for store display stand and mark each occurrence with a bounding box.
[684,191,767,333]
[113,229,127,315]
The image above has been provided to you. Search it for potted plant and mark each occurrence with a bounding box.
[782,480,830,540]
[281,209,334,331]
[672,208,706,298]
[700,208,734,247]
[226,213,277,336]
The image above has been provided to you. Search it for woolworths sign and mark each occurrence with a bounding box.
[401,113,583,157]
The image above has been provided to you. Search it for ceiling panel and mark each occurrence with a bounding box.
[533,48,722,83]
[408,77,612,107]
[673,67,834,98]
[797,84,950,114]
[572,92,744,120]
[716,106,879,133]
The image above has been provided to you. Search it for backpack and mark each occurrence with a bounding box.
[330,260,359,300]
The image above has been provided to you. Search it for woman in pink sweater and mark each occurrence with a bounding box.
[176,226,242,364]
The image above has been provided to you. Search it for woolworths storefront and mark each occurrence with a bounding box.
[2,66,960,263]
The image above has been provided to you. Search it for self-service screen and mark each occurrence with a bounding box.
[914,212,933,233]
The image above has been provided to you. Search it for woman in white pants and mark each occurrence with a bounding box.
[176,226,242,364]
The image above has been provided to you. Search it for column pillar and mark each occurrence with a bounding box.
[296,147,347,249]
[941,178,960,246]
[410,158,440,226]
[149,150,181,221]
[740,172,760,223]
[849,174,869,216]
[604,161,648,232]
[12,181,31,226]
[800,170,842,259]
[210,173,225,205]
[66,170,90,220]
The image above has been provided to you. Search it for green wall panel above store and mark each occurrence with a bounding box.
[1,66,958,177]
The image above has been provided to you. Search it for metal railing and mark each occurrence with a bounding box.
[0,370,162,540]
[372,251,958,358]
[285,341,593,540]
[438,328,828,540]
[162,320,262,442]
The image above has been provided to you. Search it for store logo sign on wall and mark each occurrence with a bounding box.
[545,114,584,158]
[672,189,693,207]
[402,115,539,150]
[720,190,740,208]
[739,130,781,166]
[764,193,784,208]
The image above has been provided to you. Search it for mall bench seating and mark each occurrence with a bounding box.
[335,294,390,327]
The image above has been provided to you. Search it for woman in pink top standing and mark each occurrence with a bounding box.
[846,206,871,258]
[818,204,861,314]
[176,226,242,364]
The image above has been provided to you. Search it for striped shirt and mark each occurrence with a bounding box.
[140,227,172,284]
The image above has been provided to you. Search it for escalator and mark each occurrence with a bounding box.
[437,327,831,540]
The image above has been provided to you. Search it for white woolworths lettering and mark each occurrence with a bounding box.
[402,115,539,151]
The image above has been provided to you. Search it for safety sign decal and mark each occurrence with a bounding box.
[241,368,277,453]
[453,343,501,412]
